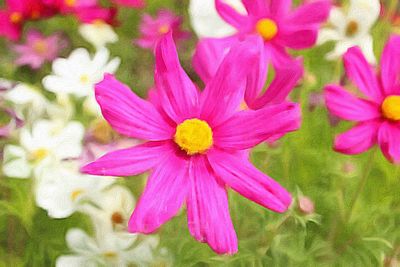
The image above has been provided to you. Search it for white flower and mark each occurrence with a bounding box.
[35,161,115,218]
[3,120,84,179]
[317,0,380,63]
[56,228,159,267]
[42,48,120,115]
[189,0,245,38]
[4,83,48,121]
[79,21,119,49]
[84,186,135,235]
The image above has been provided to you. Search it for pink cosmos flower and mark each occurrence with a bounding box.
[200,0,331,67]
[324,35,400,163]
[82,33,300,254]
[12,30,67,69]
[134,10,190,50]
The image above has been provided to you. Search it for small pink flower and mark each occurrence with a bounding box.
[298,196,315,215]
[82,33,300,254]
[134,10,190,50]
[12,30,67,69]
[198,0,331,68]
[324,35,400,163]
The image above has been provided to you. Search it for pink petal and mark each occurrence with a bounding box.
[215,0,248,29]
[343,47,383,102]
[128,152,188,233]
[247,58,303,109]
[378,121,400,163]
[155,33,199,122]
[269,0,291,17]
[213,102,301,150]
[279,28,318,49]
[95,74,174,141]
[324,84,381,121]
[380,35,400,95]
[200,36,262,126]
[334,121,380,155]
[208,150,292,213]
[242,0,268,17]
[80,141,173,176]
[186,156,238,255]
[284,0,331,26]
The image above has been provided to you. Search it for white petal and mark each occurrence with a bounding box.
[325,41,354,61]
[317,28,341,45]
[56,256,95,267]
[53,121,84,159]
[2,145,31,178]
[79,23,118,49]
[358,35,376,64]
[328,7,347,28]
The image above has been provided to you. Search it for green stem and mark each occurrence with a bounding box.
[344,149,377,223]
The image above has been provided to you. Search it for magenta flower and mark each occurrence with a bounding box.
[82,34,300,254]
[324,35,400,163]
[12,30,67,69]
[199,0,331,67]
[134,10,190,50]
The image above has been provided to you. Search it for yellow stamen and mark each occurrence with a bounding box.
[256,18,278,41]
[92,19,106,27]
[64,0,76,7]
[345,20,359,37]
[382,95,400,121]
[111,212,124,225]
[174,119,213,155]
[103,251,118,259]
[33,40,48,55]
[30,148,49,162]
[158,24,170,34]
[9,12,23,24]
[80,74,90,84]
[70,189,85,201]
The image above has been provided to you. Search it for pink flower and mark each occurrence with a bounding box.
[134,10,190,50]
[82,33,300,254]
[324,35,400,163]
[12,30,67,69]
[199,0,331,68]
[113,0,145,8]
[298,196,315,215]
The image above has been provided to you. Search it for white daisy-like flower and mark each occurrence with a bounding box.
[79,20,119,49]
[4,83,48,121]
[2,120,84,179]
[35,161,115,219]
[189,0,245,38]
[317,0,380,63]
[56,228,159,267]
[42,47,120,115]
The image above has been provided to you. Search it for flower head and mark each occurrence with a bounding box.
[318,0,380,63]
[134,10,190,50]
[82,33,300,254]
[12,29,67,69]
[324,35,400,163]
[79,20,118,49]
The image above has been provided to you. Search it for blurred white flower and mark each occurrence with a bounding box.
[3,120,84,179]
[79,21,118,49]
[4,83,48,121]
[85,185,135,234]
[35,161,115,218]
[42,48,120,115]
[56,228,159,267]
[189,0,245,38]
[317,0,380,63]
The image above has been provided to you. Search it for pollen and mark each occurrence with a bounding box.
[345,20,359,37]
[158,24,170,34]
[33,40,48,55]
[111,212,124,225]
[80,74,90,84]
[174,119,213,155]
[9,12,23,24]
[65,0,76,7]
[70,189,85,201]
[103,251,118,259]
[256,18,278,41]
[30,148,49,162]
[382,95,400,121]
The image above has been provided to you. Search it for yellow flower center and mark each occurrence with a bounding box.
[103,251,118,259]
[256,18,278,41]
[382,95,400,121]
[111,212,124,225]
[80,74,90,84]
[70,189,85,201]
[92,19,106,28]
[64,0,76,7]
[174,119,213,155]
[30,148,49,162]
[158,24,170,34]
[9,12,23,24]
[33,40,48,55]
[345,20,359,37]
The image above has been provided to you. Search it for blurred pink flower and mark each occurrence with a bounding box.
[82,33,300,254]
[12,30,67,69]
[298,196,315,215]
[325,35,400,163]
[196,0,331,69]
[134,10,190,50]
